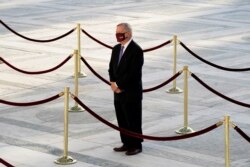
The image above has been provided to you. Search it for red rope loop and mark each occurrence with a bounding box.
[0,93,63,106]
[81,28,172,52]
[0,20,76,42]
[143,39,172,52]
[0,158,14,167]
[81,29,113,49]
[0,54,72,75]
[191,73,250,108]
[80,56,182,92]
[80,57,111,85]
[180,41,250,72]
[143,71,183,92]
[233,126,250,143]
[72,95,222,141]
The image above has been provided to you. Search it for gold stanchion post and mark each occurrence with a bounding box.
[224,116,230,167]
[167,35,183,94]
[76,23,86,78]
[55,87,77,165]
[176,66,194,134]
[69,50,84,112]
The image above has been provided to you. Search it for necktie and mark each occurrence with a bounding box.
[118,46,124,65]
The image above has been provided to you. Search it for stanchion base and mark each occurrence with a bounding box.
[175,127,195,134]
[54,156,77,165]
[69,105,85,112]
[166,87,183,94]
[77,72,87,78]
[72,72,87,78]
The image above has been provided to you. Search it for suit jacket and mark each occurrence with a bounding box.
[109,40,144,102]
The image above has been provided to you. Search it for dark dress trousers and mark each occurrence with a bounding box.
[108,40,144,148]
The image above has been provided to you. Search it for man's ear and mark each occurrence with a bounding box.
[126,32,131,39]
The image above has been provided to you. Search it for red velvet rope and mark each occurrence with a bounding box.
[81,28,172,52]
[0,158,14,167]
[233,126,250,143]
[0,93,62,106]
[81,29,113,49]
[180,41,250,72]
[143,71,182,93]
[73,96,222,141]
[80,56,182,92]
[143,40,172,52]
[191,73,250,108]
[0,20,76,42]
[0,54,72,75]
[80,57,111,85]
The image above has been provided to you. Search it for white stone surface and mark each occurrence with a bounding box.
[0,0,250,167]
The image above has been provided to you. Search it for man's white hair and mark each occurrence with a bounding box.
[117,23,132,33]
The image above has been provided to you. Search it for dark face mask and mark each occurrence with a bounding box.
[116,33,126,42]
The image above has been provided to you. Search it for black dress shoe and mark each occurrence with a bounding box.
[125,148,142,155]
[113,145,128,152]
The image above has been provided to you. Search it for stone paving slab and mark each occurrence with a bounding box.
[1,1,250,167]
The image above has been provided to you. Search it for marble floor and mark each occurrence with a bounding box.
[0,0,250,167]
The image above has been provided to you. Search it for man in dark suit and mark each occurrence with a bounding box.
[108,23,144,156]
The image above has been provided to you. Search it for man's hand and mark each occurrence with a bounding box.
[110,82,117,91]
[115,88,122,93]
[110,82,122,93]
